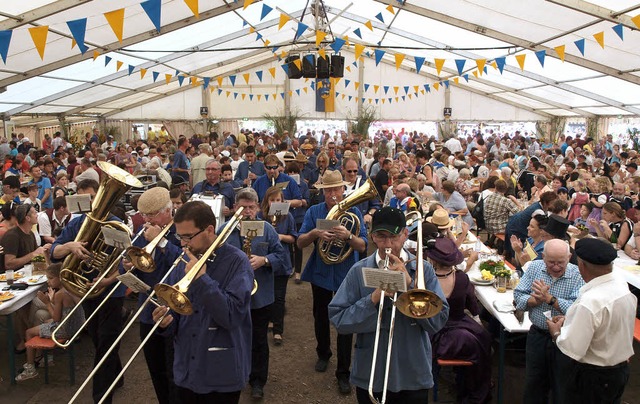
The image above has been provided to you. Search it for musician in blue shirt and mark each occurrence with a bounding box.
[252,155,304,209]
[233,146,266,188]
[297,170,368,395]
[50,179,125,404]
[191,159,235,217]
[223,188,289,400]
[152,201,254,403]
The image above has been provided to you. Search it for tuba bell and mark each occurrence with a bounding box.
[318,177,379,264]
[59,162,143,299]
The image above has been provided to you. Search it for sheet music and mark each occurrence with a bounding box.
[362,267,407,293]
[101,227,132,249]
[117,272,151,294]
[289,174,301,184]
[316,219,340,230]
[66,194,92,214]
[241,221,265,237]
[268,202,291,217]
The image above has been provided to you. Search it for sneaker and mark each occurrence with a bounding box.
[16,364,38,382]
[337,378,352,395]
[315,358,328,372]
[273,334,283,346]
[251,385,264,400]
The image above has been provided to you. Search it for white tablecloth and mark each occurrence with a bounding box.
[0,277,46,315]
[613,250,640,289]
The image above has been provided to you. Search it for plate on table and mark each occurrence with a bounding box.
[0,291,15,302]
[25,275,47,286]
[470,277,495,286]
[0,271,24,282]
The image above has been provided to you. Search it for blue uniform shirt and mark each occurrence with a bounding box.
[299,203,368,291]
[31,176,52,209]
[233,160,266,188]
[51,214,126,298]
[160,243,253,394]
[257,212,298,276]
[252,173,303,203]
[191,180,235,210]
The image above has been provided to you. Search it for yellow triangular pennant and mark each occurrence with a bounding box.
[472,70,478,78]
[226,91,231,97]
[116,60,124,71]
[476,59,486,76]
[257,95,262,101]
[364,21,373,31]
[191,77,197,87]
[165,74,172,84]
[272,93,276,100]
[288,90,293,96]
[316,30,327,47]
[317,81,323,89]
[393,86,399,94]
[28,26,49,60]
[341,94,346,100]
[93,50,100,60]
[268,67,276,78]
[346,66,351,73]
[515,54,526,71]
[280,51,287,59]
[421,89,425,95]
[104,9,125,42]
[210,87,215,93]
[318,48,326,59]
[434,58,445,76]
[355,82,360,90]
[413,85,419,93]
[433,82,440,90]
[293,59,302,70]
[184,0,199,18]
[249,27,256,34]
[71,38,76,49]
[453,77,459,85]
[374,85,380,93]
[395,97,399,102]
[632,14,640,29]
[408,94,412,99]
[368,98,372,104]
[554,45,566,62]
[394,53,405,70]
[243,73,250,84]
[344,36,350,47]
[355,44,365,60]
[264,39,270,47]
[303,87,308,94]
[242,94,246,100]
[217,77,223,87]
[491,61,498,70]
[140,68,147,79]
[278,13,291,30]
[593,31,605,49]
[243,0,254,10]
[386,4,395,14]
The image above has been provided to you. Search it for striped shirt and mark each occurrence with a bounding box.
[514,260,584,329]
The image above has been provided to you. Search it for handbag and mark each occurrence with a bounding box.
[472,195,486,230]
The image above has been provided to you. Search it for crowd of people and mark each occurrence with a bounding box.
[0,125,638,403]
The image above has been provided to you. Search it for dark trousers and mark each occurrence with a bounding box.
[565,361,629,404]
[250,304,272,388]
[176,386,240,404]
[292,223,304,274]
[271,275,289,335]
[523,326,573,404]
[83,297,124,404]
[311,283,353,381]
[356,387,429,404]
[140,322,180,404]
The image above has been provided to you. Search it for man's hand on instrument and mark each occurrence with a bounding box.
[152,306,174,329]
[143,223,162,241]
[122,257,134,272]
[182,247,203,278]
[331,225,352,241]
[248,172,257,181]
[315,229,334,242]
[222,206,230,217]
[387,252,412,288]
[364,214,373,225]
[249,255,267,270]
[67,241,91,260]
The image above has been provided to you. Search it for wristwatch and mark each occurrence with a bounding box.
[548,296,557,306]
[349,234,353,241]
[264,257,270,266]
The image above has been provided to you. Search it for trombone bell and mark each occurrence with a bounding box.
[155,283,192,316]
[125,247,155,273]
[395,290,443,319]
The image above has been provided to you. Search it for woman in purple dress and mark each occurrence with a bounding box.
[426,237,492,403]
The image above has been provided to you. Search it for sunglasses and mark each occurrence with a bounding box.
[346,170,358,174]
[265,165,279,170]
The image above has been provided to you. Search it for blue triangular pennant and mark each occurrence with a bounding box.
[218,89,223,95]
[67,18,88,54]
[361,98,365,103]
[255,71,263,82]
[353,28,362,39]
[352,61,358,67]
[535,50,546,67]
[234,92,238,99]
[424,84,430,93]
[203,77,210,89]
[612,24,624,41]
[401,96,405,101]
[280,92,285,99]
[229,75,236,86]
[265,94,269,101]
[295,22,308,40]
[443,80,449,89]
[128,65,135,75]
[249,94,254,101]
[0,30,11,64]
[310,82,315,90]
[364,84,370,92]
[256,33,263,41]
[574,38,585,56]
[140,0,162,33]
[375,13,384,23]
[375,99,379,104]
[374,49,385,66]
[345,79,351,88]
[330,37,346,53]
[178,76,185,86]
[295,89,301,96]
[403,86,409,94]
[383,86,389,94]
[105,56,112,66]
[455,59,466,76]
[414,56,425,74]
[348,95,352,101]
[260,4,273,21]
[281,64,289,75]
[495,57,506,74]
[242,20,248,27]
[463,74,469,82]
[152,71,159,82]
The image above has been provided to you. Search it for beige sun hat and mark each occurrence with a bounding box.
[294,153,308,164]
[138,187,170,214]
[426,208,455,229]
[314,170,349,189]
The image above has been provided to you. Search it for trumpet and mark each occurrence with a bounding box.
[67,252,188,404]
[52,226,147,348]
[368,248,397,404]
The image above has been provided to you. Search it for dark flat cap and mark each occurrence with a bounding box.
[575,238,617,265]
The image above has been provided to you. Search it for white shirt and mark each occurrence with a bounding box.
[444,138,462,154]
[556,272,636,366]
[375,249,410,269]
[37,210,69,237]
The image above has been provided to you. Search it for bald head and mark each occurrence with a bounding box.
[543,239,571,276]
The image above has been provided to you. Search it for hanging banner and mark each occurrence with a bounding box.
[316,78,335,113]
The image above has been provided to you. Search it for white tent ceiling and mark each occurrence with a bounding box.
[0,0,638,126]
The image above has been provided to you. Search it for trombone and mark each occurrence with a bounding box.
[51,226,147,348]
[368,248,397,404]
[125,220,175,272]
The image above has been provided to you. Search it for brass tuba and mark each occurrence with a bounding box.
[318,177,379,264]
[60,162,143,299]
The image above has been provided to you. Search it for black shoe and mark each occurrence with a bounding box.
[315,358,328,372]
[337,378,351,395]
[251,385,264,400]
[14,347,26,355]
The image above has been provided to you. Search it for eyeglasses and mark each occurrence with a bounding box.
[346,170,358,173]
[206,167,220,171]
[141,210,164,219]
[175,228,205,242]
[265,165,279,170]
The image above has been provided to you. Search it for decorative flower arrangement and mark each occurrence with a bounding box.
[31,255,46,263]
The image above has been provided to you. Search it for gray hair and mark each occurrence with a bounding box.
[501,167,512,177]
[235,187,259,203]
[205,158,220,167]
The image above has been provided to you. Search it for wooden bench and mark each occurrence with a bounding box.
[432,358,474,402]
[24,336,75,385]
